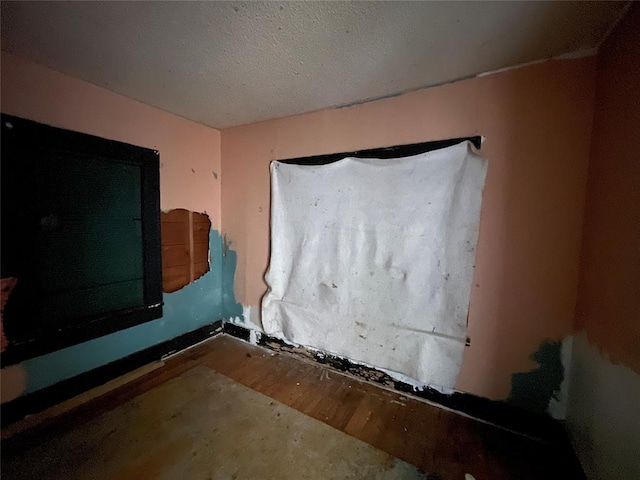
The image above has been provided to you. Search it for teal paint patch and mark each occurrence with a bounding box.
[221,243,243,318]
[508,340,564,413]
[23,230,242,394]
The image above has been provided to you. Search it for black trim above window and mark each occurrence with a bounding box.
[280,136,482,165]
[1,114,162,365]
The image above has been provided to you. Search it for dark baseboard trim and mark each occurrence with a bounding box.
[222,322,568,447]
[1,321,223,428]
[222,322,251,342]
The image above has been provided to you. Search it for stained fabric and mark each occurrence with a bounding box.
[263,141,487,388]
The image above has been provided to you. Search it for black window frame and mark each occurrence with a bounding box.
[279,136,482,165]
[1,114,163,365]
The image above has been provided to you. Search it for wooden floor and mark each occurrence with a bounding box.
[4,334,583,479]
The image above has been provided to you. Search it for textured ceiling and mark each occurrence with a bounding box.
[0,1,627,129]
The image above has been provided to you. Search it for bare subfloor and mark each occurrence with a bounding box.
[2,335,583,479]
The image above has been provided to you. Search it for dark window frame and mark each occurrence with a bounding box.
[279,136,482,165]
[1,114,162,365]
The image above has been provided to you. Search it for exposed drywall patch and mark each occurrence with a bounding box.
[19,230,241,395]
[508,340,564,413]
[228,305,264,334]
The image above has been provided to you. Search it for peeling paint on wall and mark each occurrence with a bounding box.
[227,305,265,333]
[12,230,241,396]
[508,340,564,413]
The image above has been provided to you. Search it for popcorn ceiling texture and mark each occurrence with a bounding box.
[0,1,625,128]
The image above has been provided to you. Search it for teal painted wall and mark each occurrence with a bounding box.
[23,230,241,394]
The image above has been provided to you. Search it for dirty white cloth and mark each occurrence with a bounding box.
[262,141,487,388]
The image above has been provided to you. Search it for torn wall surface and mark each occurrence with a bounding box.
[263,141,487,388]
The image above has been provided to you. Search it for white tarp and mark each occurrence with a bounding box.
[262,141,487,388]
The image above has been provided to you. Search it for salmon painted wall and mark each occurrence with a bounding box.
[567,6,640,479]
[221,56,597,402]
[0,52,240,401]
[575,5,640,373]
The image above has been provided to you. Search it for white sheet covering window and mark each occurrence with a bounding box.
[262,141,487,388]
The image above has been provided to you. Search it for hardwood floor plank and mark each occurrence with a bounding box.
[343,391,391,452]
[207,336,583,479]
[308,379,363,431]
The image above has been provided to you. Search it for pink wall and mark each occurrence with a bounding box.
[221,57,597,400]
[575,5,640,373]
[0,52,222,225]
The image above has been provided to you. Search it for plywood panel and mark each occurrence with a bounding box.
[192,221,210,244]
[193,262,209,281]
[160,222,187,246]
[161,209,189,223]
[162,265,190,294]
[161,209,210,292]
[161,244,189,269]
[193,213,210,224]
[193,242,209,260]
